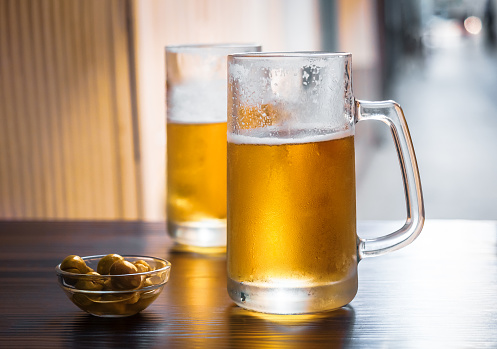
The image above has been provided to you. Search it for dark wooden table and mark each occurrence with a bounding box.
[0,220,496,348]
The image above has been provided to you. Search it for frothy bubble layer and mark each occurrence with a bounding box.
[167,80,227,123]
[228,125,353,145]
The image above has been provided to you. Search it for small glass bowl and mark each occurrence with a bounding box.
[55,255,171,317]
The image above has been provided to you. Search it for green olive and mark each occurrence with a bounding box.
[155,260,167,270]
[133,260,151,273]
[100,292,140,305]
[143,278,154,287]
[61,255,89,273]
[97,254,124,274]
[75,279,104,291]
[72,293,95,307]
[63,268,81,274]
[101,279,114,291]
[125,292,141,305]
[110,259,137,274]
[95,301,127,316]
[74,271,104,291]
[109,260,142,290]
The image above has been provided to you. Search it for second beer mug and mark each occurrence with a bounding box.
[166,44,261,252]
[227,52,425,314]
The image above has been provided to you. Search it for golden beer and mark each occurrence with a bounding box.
[167,122,227,225]
[227,130,358,311]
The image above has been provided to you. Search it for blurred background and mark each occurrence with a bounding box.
[1,0,496,221]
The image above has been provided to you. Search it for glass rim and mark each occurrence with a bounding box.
[166,43,262,52]
[228,51,352,59]
[55,254,171,277]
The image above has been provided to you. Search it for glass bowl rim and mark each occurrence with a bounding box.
[55,254,171,278]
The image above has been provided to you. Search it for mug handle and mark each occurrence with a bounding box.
[355,100,425,260]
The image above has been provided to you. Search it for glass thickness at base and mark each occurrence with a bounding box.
[227,273,358,314]
[167,220,227,253]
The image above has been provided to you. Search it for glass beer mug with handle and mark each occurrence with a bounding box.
[227,52,424,314]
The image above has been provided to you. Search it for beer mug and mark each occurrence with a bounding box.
[166,44,261,252]
[227,52,424,314]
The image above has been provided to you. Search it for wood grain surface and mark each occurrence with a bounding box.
[0,220,496,348]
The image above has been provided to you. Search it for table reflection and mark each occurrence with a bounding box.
[69,313,163,349]
[165,251,228,307]
[162,251,230,346]
[228,305,355,348]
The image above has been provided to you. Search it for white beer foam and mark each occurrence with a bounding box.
[167,80,227,124]
[228,125,353,145]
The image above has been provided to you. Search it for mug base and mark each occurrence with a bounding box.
[227,273,358,314]
[167,220,227,253]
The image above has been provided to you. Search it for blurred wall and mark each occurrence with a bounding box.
[337,0,382,100]
[334,0,384,182]
[0,0,140,220]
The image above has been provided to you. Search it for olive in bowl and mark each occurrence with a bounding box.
[56,254,171,317]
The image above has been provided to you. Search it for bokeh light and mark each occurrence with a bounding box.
[464,16,483,35]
